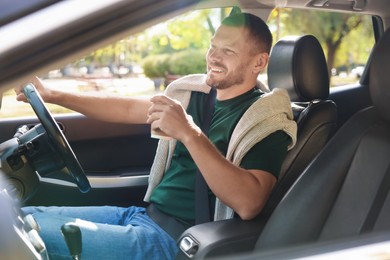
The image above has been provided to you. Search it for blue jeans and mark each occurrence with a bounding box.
[22,206,178,260]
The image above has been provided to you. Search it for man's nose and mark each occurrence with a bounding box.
[207,49,221,62]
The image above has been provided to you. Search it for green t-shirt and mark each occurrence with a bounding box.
[150,88,290,226]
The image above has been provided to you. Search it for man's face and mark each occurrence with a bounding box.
[205,25,256,90]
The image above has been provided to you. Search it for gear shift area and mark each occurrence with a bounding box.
[61,222,82,260]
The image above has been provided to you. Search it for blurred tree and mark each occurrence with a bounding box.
[268,9,373,76]
[148,8,230,55]
[79,8,230,74]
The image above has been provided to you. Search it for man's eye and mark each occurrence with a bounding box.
[224,49,234,55]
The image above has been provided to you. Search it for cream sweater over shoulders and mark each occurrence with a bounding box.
[144,74,297,221]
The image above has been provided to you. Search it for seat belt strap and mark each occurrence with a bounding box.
[195,87,216,224]
[361,161,390,233]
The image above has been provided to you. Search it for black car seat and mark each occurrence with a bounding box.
[263,35,337,216]
[255,28,390,251]
[176,36,338,259]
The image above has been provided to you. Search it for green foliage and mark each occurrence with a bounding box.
[75,6,373,84]
[337,17,374,67]
[142,49,206,78]
[268,8,374,74]
[166,10,212,51]
[142,54,170,78]
[126,8,230,57]
[77,8,231,72]
[168,49,206,75]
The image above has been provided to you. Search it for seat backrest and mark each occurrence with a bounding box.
[263,35,338,216]
[255,28,390,251]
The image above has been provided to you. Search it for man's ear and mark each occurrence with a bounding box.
[253,53,269,74]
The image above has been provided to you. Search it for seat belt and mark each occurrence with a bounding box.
[195,87,216,224]
[361,161,390,233]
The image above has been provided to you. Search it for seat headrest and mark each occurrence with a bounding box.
[267,35,329,102]
[369,28,390,123]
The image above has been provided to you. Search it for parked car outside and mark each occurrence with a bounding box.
[351,65,365,78]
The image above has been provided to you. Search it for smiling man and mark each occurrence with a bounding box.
[206,15,269,96]
[17,13,296,259]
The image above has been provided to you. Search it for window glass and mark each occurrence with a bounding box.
[267,8,375,86]
[0,7,375,118]
[0,8,228,118]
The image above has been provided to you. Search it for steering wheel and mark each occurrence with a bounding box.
[22,83,91,193]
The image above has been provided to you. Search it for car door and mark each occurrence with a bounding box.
[0,112,158,207]
[0,0,200,208]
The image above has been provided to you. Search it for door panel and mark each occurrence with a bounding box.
[0,113,158,206]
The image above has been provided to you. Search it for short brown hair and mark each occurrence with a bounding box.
[222,13,273,54]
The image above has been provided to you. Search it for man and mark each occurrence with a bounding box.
[16,13,296,259]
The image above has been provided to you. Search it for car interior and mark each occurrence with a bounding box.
[265,34,338,216]
[177,28,390,258]
[254,26,390,257]
[0,0,389,259]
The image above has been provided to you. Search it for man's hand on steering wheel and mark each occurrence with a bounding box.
[16,77,50,103]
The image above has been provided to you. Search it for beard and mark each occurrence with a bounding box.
[205,62,246,90]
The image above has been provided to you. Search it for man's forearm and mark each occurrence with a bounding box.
[48,89,151,124]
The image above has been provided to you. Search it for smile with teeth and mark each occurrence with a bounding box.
[210,67,225,73]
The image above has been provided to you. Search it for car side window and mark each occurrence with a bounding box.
[0,8,225,118]
[267,8,375,87]
[0,8,375,118]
